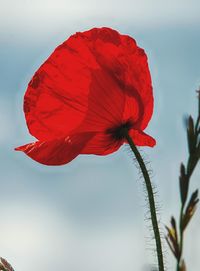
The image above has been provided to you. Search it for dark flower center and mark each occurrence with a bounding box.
[106,119,133,140]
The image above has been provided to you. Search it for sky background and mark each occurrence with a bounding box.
[0,0,200,270]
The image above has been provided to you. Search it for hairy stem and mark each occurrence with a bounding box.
[124,129,164,271]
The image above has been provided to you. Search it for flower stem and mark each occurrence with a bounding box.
[124,129,164,271]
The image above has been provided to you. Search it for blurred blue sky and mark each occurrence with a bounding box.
[0,1,200,270]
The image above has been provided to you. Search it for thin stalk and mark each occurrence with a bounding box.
[176,205,184,271]
[124,129,164,271]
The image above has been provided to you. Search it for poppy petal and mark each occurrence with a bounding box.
[75,69,126,133]
[15,132,95,165]
[17,27,156,165]
[24,28,128,140]
[23,27,153,141]
[121,35,154,130]
[128,129,156,147]
[80,132,123,155]
[81,28,153,130]
[24,64,90,141]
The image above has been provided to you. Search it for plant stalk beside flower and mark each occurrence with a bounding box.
[0,257,14,271]
[166,91,200,271]
[123,128,164,271]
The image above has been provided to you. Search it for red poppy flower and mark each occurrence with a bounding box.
[15,27,156,166]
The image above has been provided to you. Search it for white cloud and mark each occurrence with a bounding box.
[0,201,72,271]
[0,199,151,271]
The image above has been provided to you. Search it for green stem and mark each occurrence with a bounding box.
[124,129,164,271]
[177,205,184,271]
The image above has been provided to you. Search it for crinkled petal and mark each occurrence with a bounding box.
[75,69,125,133]
[23,27,153,142]
[81,28,154,130]
[15,132,95,165]
[24,28,126,141]
[17,27,155,166]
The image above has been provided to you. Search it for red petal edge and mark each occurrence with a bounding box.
[15,132,95,166]
[128,129,156,147]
